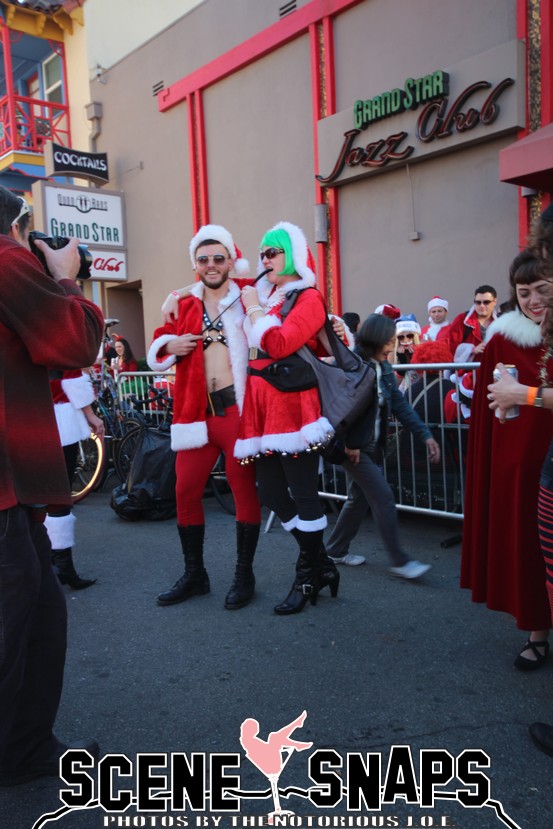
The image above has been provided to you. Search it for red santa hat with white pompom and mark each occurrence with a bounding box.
[189,224,250,275]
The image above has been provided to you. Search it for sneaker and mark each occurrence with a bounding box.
[389,560,431,579]
[328,552,366,566]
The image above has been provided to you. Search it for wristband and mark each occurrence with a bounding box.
[246,305,263,316]
[526,386,538,406]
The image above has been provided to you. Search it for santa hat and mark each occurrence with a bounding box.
[427,295,448,312]
[261,221,316,284]
[395,314,421,335]
[374,303,401,320]
[189,224,249,275]
[449,371,475,419]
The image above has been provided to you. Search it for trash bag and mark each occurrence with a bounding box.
[110,427,176,521]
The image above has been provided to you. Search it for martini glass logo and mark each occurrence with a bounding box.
[240,710,312,822]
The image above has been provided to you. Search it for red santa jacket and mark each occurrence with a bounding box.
[438,306,497,359]
[0,235,103,509]
[147,278,251,451]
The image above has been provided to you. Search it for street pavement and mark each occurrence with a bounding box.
[2,474,552,829]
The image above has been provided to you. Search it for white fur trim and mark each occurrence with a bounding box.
[261,221,316,285]
[329,314,355,349]
[234,417,334,459]
[453,343,475,363]
[297,516,328,531]
[396,319,421,335]
[61,374,94,409]
[54,402,91,446]
[485,309,543,348]
[247,314,282,349]
[281,515,299,531]
[147,334,178,371]
[45,513,75,549]
[171,421,208,451]
[189,224,250,275]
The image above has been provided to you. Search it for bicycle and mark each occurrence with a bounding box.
[71,319,149,501]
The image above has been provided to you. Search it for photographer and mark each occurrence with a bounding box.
[0,188,103,786]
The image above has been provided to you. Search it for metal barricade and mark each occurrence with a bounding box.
[116,365,479,523]
[115,370,175,426]
[318,362,479,521]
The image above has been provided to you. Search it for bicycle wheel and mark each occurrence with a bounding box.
[113,424,142,482]
[209,454,236,515]
[72,435,106,503]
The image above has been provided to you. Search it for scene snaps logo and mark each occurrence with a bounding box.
[32,712,522,829]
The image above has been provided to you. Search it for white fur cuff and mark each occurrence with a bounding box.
[171,421,208,451]
[62,374,94,409]
[45,513,76,549]
[248,315,281,349]
[147,335,178,372]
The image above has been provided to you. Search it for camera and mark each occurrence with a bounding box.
[28,230,93,280]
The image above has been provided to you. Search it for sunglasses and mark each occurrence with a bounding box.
[474,299,493,306]
[196,254,228,266]
[398,333,415,341]
[260,247,285,260]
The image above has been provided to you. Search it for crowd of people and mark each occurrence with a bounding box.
[3,177,553,791]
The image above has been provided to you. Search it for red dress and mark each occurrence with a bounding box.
[235,285,333,460]
[461,310,553,630]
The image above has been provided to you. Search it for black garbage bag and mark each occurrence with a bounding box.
[110,427,176,521]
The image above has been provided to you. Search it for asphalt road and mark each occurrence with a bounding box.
[2,477,552,829]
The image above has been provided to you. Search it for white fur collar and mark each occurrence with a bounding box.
[189,277,242,309]
[256,273,316,308]
[486,309,543,348]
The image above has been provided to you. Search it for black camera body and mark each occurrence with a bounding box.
[28,230,93,280]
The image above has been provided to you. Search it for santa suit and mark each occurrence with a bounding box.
[147,278,259,526]
[439,306,496,359]
[461,310,553,630]
[235,278,333,460]
[421,320,450,342]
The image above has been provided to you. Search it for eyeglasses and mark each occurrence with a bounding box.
[260,247,285,260]
[398,333,415,341]
[11,196,30,227]
[474,299,493,306]
[196,254,228,266]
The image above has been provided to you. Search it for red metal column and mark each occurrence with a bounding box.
[194,90,210,226]
[186,93,201,232]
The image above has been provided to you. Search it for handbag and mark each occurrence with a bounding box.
[247,354,317,392]
[281,289,377,438]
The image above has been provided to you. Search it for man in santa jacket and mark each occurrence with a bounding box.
[421,296,450,342]
[148,225,261,610]
[438,284,498,361]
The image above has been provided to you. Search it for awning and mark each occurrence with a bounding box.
[499,122,553,191]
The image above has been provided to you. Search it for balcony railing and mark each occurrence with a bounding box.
[0,94,69,155]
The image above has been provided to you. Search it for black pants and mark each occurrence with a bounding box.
[0,505,67,771]
[255,452,326,531]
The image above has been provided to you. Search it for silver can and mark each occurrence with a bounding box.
[492,364,519,419]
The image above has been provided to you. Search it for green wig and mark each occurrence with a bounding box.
[260,227,296,276]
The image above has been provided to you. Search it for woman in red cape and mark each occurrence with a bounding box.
[461,249,553,669]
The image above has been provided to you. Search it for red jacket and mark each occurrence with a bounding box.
[438,306,496,359]
[0,235,103,509]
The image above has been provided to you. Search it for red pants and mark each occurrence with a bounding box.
[175,405,260,526]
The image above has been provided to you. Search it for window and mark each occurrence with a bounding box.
[42,53,62,104]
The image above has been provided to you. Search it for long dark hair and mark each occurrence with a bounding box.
[115,337,135,363]
[355,314,396,361]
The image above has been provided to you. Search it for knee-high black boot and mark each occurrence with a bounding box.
[290,529,339,598]
[51,548,97,590]
[274,529,324,615]
[225,522,260,610]
[46,513,96,590]
[157,524,210,606]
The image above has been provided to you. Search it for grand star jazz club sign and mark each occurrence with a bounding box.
[316,40,525,186]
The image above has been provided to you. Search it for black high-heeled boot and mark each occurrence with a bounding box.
[291,530,339,597]
[274,529,323,615]
[317,543,340,597]
[51,549,97,590]
[157,524,210,606]
[225,522,260,610]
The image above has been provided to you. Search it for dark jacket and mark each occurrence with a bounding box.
[343,359,432,456]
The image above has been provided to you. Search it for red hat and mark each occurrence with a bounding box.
[374,303,401,320]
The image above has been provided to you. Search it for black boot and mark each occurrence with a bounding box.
[291,530,339,598]
[51,548,97,590]
[274,530,323,615]
[317,543,340,597]
[225,522,260,610]
[157,525,210,606]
